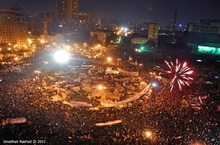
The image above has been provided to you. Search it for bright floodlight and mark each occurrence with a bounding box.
[151,82,158,88]
[53,49,71,64]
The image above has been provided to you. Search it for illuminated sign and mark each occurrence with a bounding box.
[197,46,220,55]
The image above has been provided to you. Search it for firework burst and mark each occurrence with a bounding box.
[164,59,194,91]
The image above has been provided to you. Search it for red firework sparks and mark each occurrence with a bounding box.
[164,59,194,91]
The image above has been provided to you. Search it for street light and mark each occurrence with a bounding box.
[144,130,152,138]
[151,82,158,88]
[34,70,41,81]
[14,57,19,61]
[44,61,48,65]
[43,61,48,75]
[34,70,41,75]
[138,63,143,76]
[53,49,71,64]
[106,57,112,63]
[97,85,106,91]
[142,129,155,140]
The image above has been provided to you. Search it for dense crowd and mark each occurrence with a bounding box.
[0,65,220,145]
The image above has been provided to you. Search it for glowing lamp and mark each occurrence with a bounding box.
[53,49,71,64]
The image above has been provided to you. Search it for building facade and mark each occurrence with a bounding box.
[0,9,28,48]
[55,0,79,31]
[131,37,148,45]
[90,30,112,45]
[55,0,93,32]
[72,12,92,29]
[15,15,28,48]
[0,9,17,44]
[148,23,159,47]
[186,19,220,55]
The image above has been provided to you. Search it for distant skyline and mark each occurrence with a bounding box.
[1,0,220,26]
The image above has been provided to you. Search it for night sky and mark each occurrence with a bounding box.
[1,0,220,26]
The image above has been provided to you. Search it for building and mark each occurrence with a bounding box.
[131,37,148,45]
[0,9,17,44]
[55,0,93,32]
[130,33,148,45]
[186,19,220,55]
[72,12,92,29]
[0,9,28,49]
[15,14,28,48]
[148,23,159,47]
[55,0,79,31]
[171,9,177,31]
[28,13,55,36]
[27,16,42,36]
[90,30,113,45]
